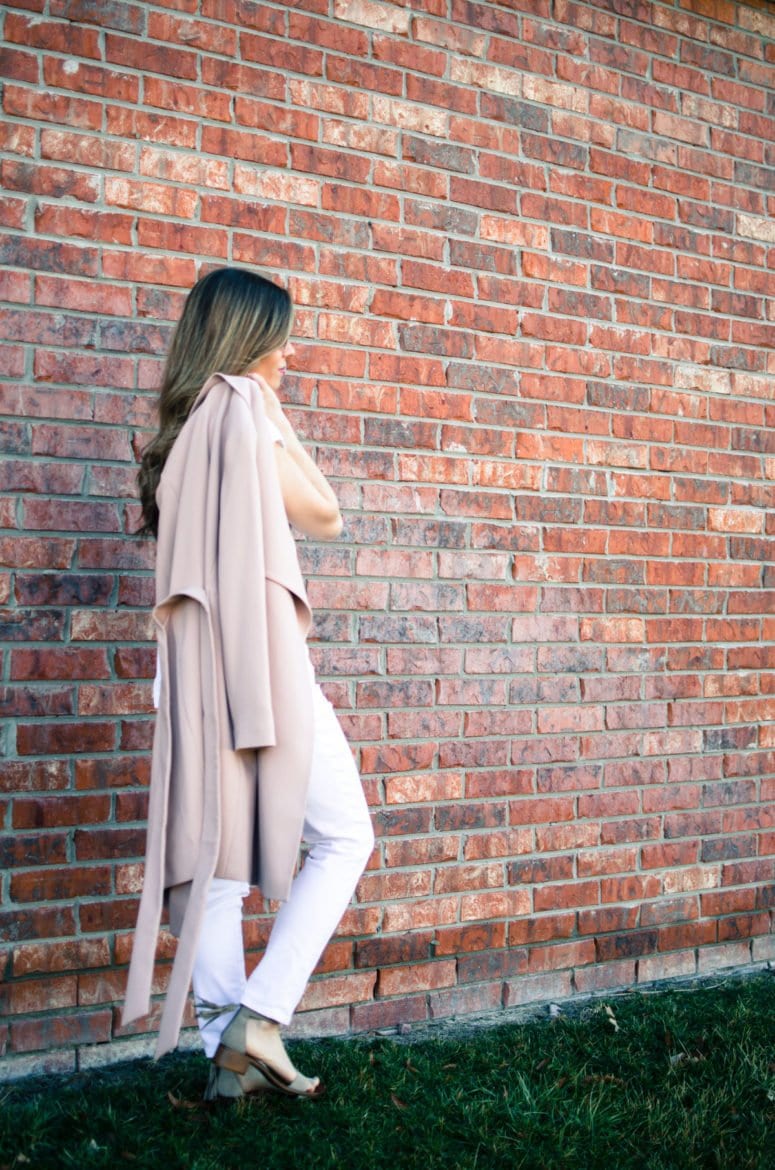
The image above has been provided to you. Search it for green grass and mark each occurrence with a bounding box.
[1,973,773,1170]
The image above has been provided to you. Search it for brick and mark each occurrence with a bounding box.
[77,969,128,1006]
[697,941,753,974]
[4,85,102,131]
[236,100,320,145]
[81,898,139,934]
[465,829,534,862]
[374,36,446,79]
[0,976,77,1017]
[0,233,99,278]
[0,761,70,795]
[383,771,463,804]
[105,107,198,149]
[503,971,573,1008]
[0,119,36,160]
[429,982,504,1019]
[105,33,197,79]
[451,945,524,982]
[355,931,434,970]
[377,959,456,998]
[40,129,135,172]
[638,950,697,982]
[462,890,530,921]
[49,1,145,33]
[381,817,457,861]
[11,1010,112,1053]
[296,971,375,1013]
[11,866,111,903]
[0,903,76,944]
[529,940,599,978]
[5,161,101,205]
[432,861,502,897]
[12,939,111,977]
[17,722,116,756]
[351,995,427,1032]
[13,793,110,829]
[44,57,139,102]
[383,897,459,933]
[1,684,72,719]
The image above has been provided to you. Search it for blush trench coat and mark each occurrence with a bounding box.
[122,373,314,1057]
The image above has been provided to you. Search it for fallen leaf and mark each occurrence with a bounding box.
[167,1091,199,1111]
[390,1093,408,1110]
[669,1052,704,1067]
[604,1005,619,1032]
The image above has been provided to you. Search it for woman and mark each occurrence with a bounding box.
[122,267,375,1101]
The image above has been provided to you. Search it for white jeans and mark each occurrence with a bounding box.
[191,682,375,1057]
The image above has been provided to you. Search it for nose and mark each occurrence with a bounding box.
[283,340,295,358]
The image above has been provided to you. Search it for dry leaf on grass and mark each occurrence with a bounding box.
[604,1005,619,1032]
[669,1052,705,1067]
[167,1091,200,1111]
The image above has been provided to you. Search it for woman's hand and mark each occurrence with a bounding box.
[252,372,287,431]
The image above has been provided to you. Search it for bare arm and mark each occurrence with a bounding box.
[256,376,343,540]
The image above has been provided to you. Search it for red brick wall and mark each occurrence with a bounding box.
[1,0,774,1076]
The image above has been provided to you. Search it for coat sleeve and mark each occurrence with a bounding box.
[217,394,276,751]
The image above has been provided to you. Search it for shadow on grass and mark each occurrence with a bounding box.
[1,972,773,1170]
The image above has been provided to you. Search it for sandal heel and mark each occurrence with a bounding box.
[214,1044,250,1075]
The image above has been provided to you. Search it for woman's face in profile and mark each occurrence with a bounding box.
[249,340,295,391]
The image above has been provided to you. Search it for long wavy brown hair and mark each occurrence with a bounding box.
[138,267,293,537]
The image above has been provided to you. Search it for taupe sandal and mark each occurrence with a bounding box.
[214,1005,325,1100]
[203,1061,272,1102]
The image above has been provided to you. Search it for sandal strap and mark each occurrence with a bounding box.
[194,998,241,1027]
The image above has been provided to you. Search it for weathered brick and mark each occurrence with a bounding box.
[12,939,111,977]
[377,959,456,998]
[350,995,427,1032]
[13,795,110,829]
[297,971,376,1013]
[10,866,111,903]
[17,721,116,756]
[382,897,459,933]
[11,1010,112,1053]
